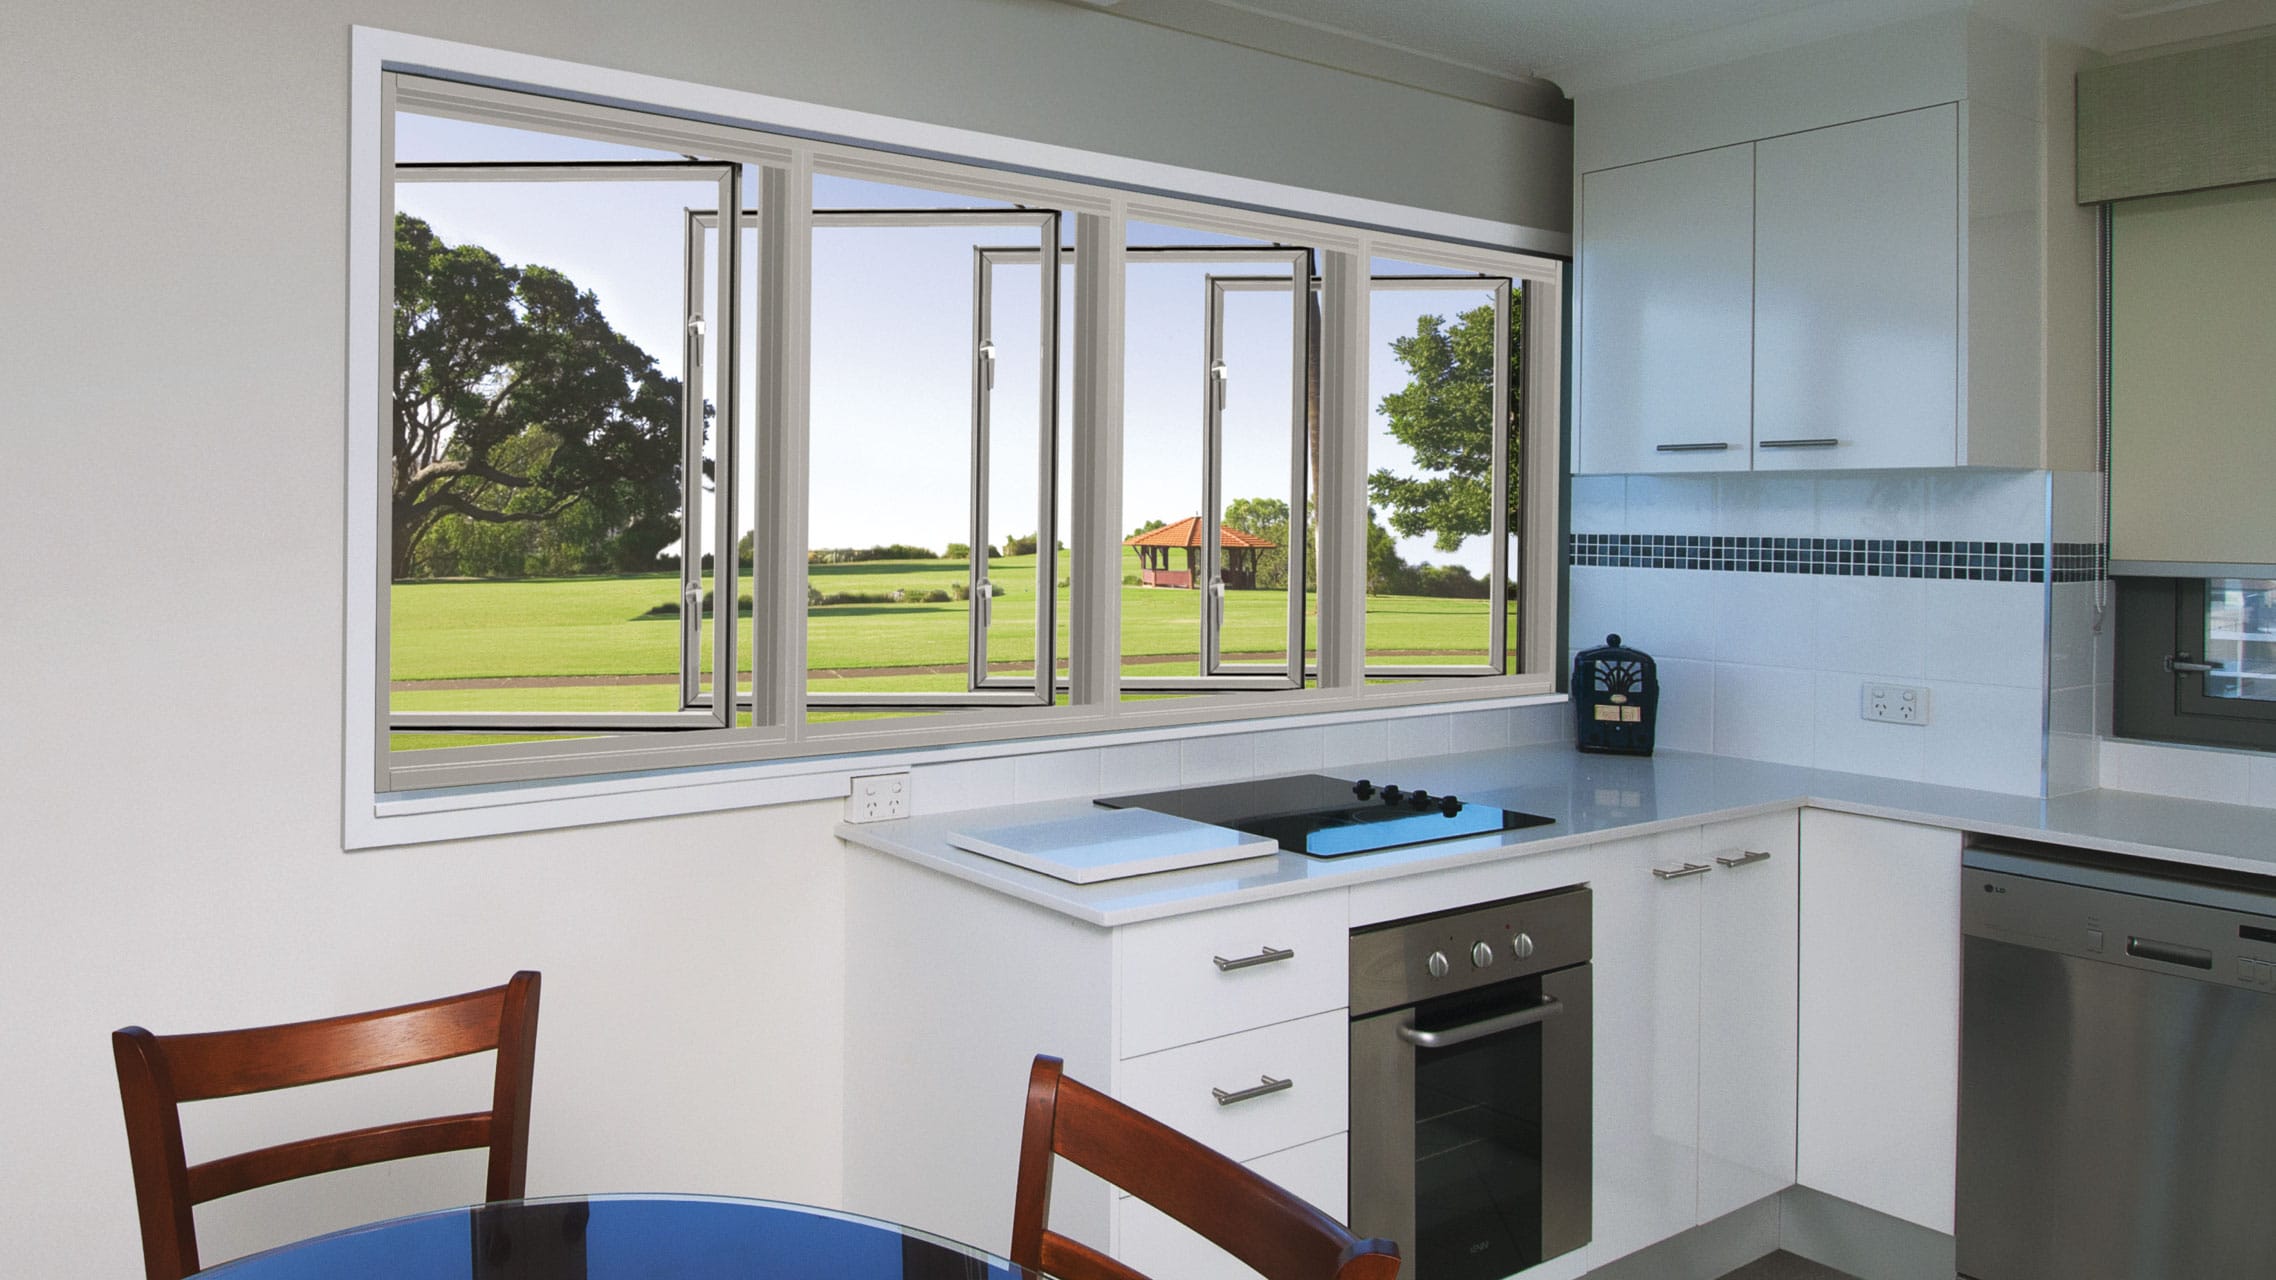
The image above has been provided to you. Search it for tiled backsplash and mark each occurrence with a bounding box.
[1570,470,2055,794]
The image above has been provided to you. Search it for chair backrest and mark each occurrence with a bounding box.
[112,971,541,1280]
[1009,1055,1399,1280]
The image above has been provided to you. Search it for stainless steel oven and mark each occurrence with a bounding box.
[1349,886,1592,1280]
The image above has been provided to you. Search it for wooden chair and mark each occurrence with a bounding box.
[1010,1054,1399,1280]
[112,971,541,1280]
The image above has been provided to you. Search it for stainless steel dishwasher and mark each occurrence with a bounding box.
[1958,838,2276,1280]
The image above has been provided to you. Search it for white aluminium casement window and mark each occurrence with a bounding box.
[367,69,1565,795]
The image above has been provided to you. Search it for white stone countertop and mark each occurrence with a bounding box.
[836,744,2276,927]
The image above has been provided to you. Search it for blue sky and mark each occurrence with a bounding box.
[393,112,1501,575]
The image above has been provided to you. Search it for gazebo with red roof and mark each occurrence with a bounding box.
[1123,516,1278,589]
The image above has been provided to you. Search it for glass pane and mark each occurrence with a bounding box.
[2204,578,2276,701]
[394,112,683,164]
[1215,283,1304,674]
[388,162,724,737]
[806,209,1050,719]
[1412,982,1546,1279]
[977,253,1053,690]
[1365,275,1512,675]
[813,173,1014,210]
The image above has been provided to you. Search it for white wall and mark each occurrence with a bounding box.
[0,2,1569,1273]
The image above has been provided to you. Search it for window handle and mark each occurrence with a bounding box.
[978,340,997,391]
[976,580,992,630]
[2165,653,2219,674]
[1210,359,1229,410]
[684,582,703,631]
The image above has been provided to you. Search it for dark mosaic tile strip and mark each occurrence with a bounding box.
[1566,533,2112,584]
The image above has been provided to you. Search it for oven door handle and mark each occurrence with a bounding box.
[1395,994,1564,1049]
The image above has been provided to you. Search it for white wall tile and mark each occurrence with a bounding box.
[1816,473,1928,540]
[1712,662,1816,767]
[1447,708,1513,754]
[1927,470,2047,542]
[1924,580,2047,690]
[1625,474,1717,529]
[1511,703,1567,745]
[1014,748,1102,802]
[2048,582,2096,691]
[1181,733,1257,785]
[1320,718,1389,768]
[1386,713,1452,761]
[1923,681,2045,795]
[2049,684,2095,736]
[2098,739,2252,804]
[1812,670,1927,781]
[1251,726,1325,777]
[1715,474,1815,536]
[1713,574,1817,668]
[1568,565,1624,656]
[2251,756,2276,809]
[1651,656,1715,754]
[1098,741,1182,794]
[2047,732,2097,795]
[1618,567,1717,661]
[1570,475,1626,533]
[910,756,1017,815]
[1812,576,1928,677]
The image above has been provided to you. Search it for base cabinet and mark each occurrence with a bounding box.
[1696,812,1801,1220]
[1112,1133,1346,1280]
[1796,809,1962,1233]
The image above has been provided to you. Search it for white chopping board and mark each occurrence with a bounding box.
[945,808,1280,884]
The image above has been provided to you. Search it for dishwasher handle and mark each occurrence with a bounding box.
[2127,935,2214,970]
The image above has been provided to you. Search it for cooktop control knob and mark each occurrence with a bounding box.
[1439,795,1462,817]
[1426,950,1450,979]
[1352,779,1375,799]
[1409,790,1433,809]
[1381,786,1404,804]
[1511,931,1536,960]
[1470,940,1496,969]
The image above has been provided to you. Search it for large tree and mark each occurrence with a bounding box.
[391,213,689,580]
[1367,300,1520,553]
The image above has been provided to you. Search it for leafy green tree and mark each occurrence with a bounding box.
[1368,301,1519,553]
[392,213,691,580]
[1128,518,1168,539]
[1223,496,1291,589]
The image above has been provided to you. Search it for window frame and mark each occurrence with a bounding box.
[2113,576,2276,752]
[349,38,1568,832]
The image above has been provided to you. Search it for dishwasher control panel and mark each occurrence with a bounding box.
[1964,842,2276,995]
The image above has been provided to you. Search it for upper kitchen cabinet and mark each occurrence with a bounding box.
[1570,11,2096,475]
[1754,106,1958,470]
[1577,144,1755,473]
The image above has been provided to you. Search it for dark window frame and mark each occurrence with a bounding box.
[2112,576,2276,751]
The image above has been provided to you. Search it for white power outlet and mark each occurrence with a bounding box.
[1861,682,1931,725]
[845,771,911,823]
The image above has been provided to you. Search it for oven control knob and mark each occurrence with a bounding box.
[1425,950,1450,979]
[1510,932,1536,960]
[1352,779,1375,799]
[1470,941,1496,969]
[1409,790,1433,810]
[1440,795,1462,816]
[1382,785,1404,804]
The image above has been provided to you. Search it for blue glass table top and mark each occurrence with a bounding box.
[194,1195,1039,1280]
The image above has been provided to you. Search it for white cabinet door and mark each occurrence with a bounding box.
[1796,809,1962,1233]
[1590,829,1706,1262]
[1577,144,1756,474]
[1113,1133,1347,1280]
[1696,811,1799,1221]
[1754,105,1959,470]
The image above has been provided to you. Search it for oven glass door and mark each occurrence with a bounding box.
[1350,964,1591,1280]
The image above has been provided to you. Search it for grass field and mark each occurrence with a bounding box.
[389,549,1508,739]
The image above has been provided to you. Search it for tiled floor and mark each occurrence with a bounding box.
[1714,1253,1859,1280]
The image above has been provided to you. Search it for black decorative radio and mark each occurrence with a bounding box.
[1572,633,1658,756]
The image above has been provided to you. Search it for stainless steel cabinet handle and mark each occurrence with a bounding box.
[1652,862,1713,880]
[1714,850,1772,868]
[1758,438,1839,449]
[1396,995,1563,1049]
[1212,1074,1292,1106]
[1655,441,1730,453]
[1212,945,1295,971]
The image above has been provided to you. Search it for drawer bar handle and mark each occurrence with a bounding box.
[1655,441,1730,453]
[1212,945,1295,971]
[1758,438,1839,449]
[1396,995,1563,1049]
[1714,850,1772,868]
[1212,1075,1293,1106]
[1652,862,1712,880]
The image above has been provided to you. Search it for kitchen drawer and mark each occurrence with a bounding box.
[1114,1133,1348,1280]
[1115,1009,1347,1165]
[1118,892,1347,1058]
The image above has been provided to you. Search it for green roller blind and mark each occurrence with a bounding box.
[2078,31,2276,205]
[2109,182,2276,574]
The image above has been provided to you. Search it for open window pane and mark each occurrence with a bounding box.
[805,207,1057,718]
[1120,234,1310,697]
[386,144,738,743]
[2203,579,2276,702]
[1364,271,1515,677]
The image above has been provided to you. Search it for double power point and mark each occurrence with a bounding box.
[845,771,911,823]
[1861,682,1931,725]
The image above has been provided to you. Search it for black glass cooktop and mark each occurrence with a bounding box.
[1098,773,1554,858]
